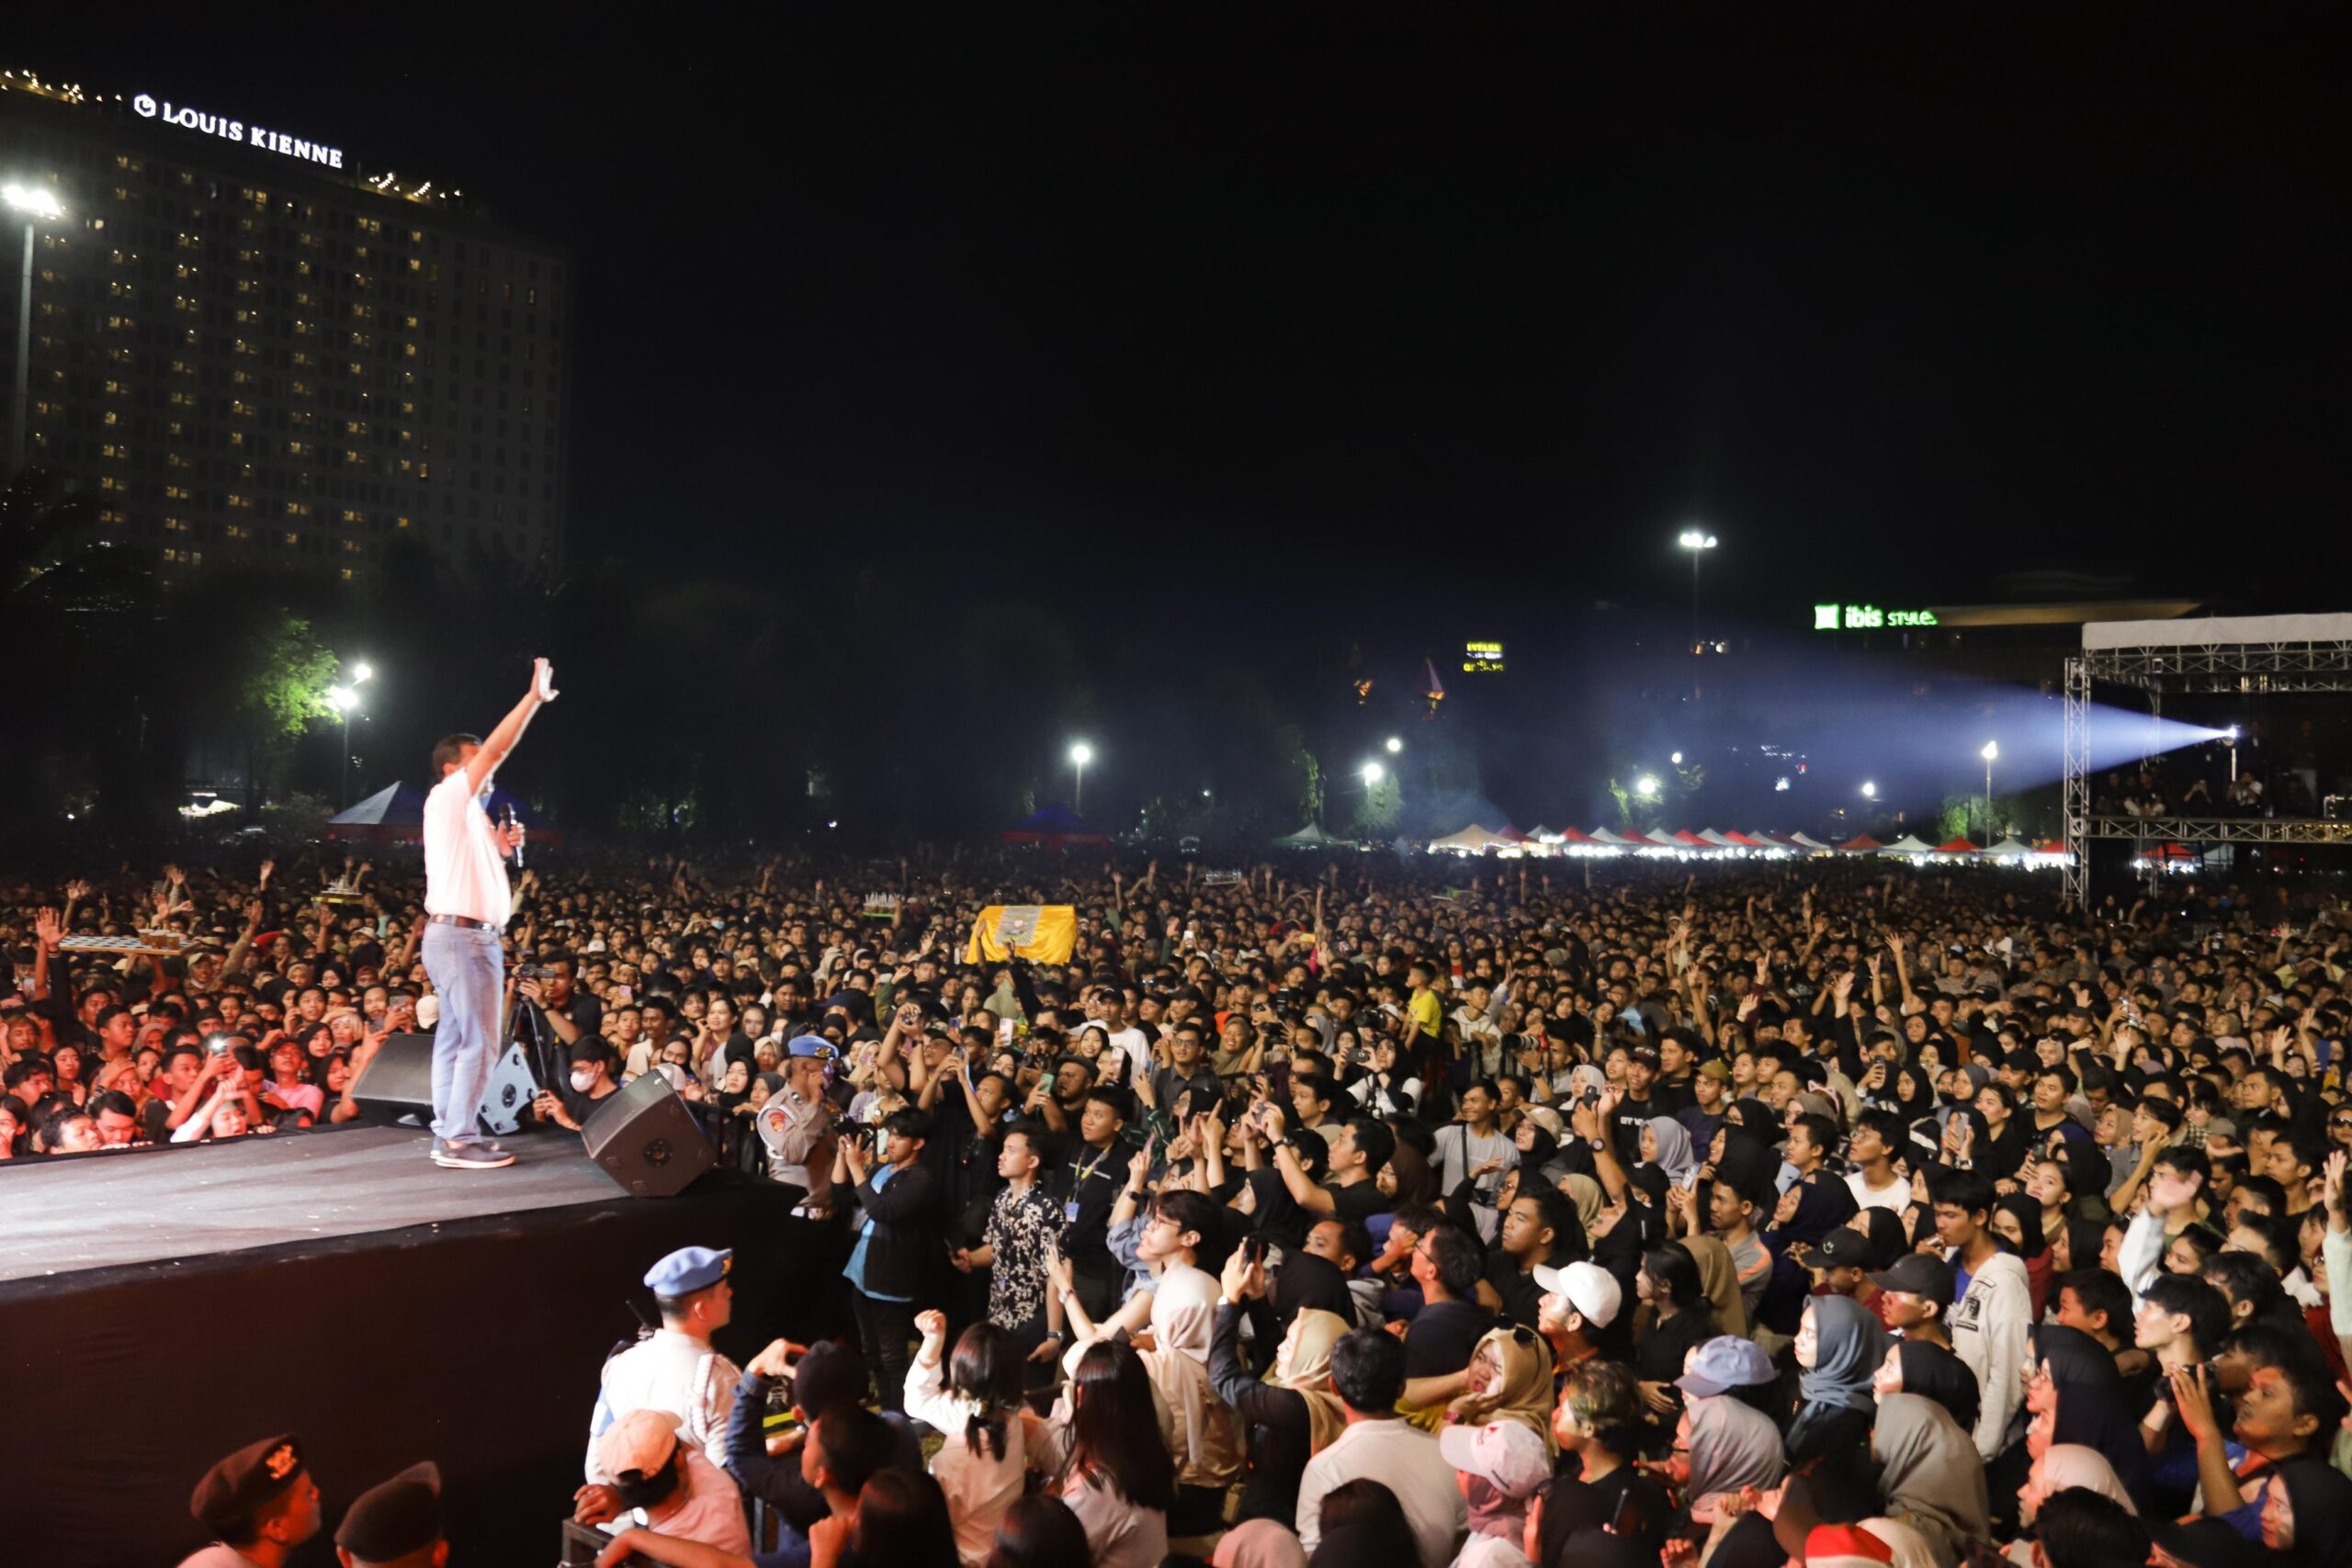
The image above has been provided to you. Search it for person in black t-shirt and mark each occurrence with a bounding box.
[1267,1112,1392,1227]
[1403,1223,1496,1404]
[1611,1046,1665,1160]
[1054,1087,1132,1320]
[532,1037,622,1131]
[1483,1183,1581,1330]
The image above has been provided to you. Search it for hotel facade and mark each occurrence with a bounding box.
[0,71,569,585]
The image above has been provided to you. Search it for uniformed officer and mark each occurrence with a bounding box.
[585,1245,741,1483]
[177,1433,322,1568]
[333,1461,443,1568]
[755,1034,841,1208]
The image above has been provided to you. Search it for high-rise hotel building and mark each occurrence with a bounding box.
[0,71,568,584]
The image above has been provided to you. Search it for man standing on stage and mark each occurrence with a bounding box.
[422,656,557,1169]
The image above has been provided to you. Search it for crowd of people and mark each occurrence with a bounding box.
[12,848,2352,1568]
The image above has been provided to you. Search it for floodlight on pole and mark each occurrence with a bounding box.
[1669,751,1683,765]
[327,686,360,807]
[351,660,374,683]
[1860,781,1878,800]
[1980,739,1997,841]
[1385,736,1402,754]
[1360,761,1384,785]
[1634,774,1661,801]
[1678,527,1718,653]
[5,180,64,475]
[1069,741,1093,814]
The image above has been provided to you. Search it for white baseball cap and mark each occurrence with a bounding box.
[1532,1259,1622,1329]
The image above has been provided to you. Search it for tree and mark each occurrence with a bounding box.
[239,614,341,741]
[1350,771,1402,836]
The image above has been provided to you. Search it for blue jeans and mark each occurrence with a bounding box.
[423,920,503,1146]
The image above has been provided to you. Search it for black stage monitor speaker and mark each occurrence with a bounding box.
[581,1074,714,1199]
[348,1032,436,1122]
[348,1033,540,1134]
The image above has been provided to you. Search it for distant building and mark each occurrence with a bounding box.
[0,70,569,585]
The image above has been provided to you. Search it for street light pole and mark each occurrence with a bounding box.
[1069,741,1093,816]
[1678,527,1717,699]
[328,685,358,806]
[4,183,64,477]
[1980,739,1998,843]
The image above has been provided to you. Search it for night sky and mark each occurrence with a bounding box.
[39,4,2350,637]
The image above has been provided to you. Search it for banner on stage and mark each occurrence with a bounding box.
[965,904,1077,965]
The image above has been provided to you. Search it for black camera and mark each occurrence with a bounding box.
[514,963,554,980]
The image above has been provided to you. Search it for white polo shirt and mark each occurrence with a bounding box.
[424,768,511,927]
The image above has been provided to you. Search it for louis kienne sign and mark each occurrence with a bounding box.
[131,92,345,170]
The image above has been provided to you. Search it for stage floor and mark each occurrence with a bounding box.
[0,1124,620,1282]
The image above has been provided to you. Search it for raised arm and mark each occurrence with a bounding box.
[463,658,560,796]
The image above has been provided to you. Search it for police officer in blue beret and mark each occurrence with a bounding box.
[582,1247,741,1499]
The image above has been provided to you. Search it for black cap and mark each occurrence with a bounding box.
[1866,1252,1956,1302]
[1813,1226,1875,1269]
[189,1433,305,1533]
[335,1461,442,1562]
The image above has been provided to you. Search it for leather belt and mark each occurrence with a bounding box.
[426,913,499,931]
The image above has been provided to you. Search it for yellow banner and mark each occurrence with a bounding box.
[965,904,1078,966]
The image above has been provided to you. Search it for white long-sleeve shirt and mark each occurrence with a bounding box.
[905,1355,1030,1566]
[2116,1206,2167,1306]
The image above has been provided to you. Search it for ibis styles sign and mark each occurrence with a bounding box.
[1813,604,1937,631]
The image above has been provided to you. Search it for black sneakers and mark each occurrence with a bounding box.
[431,1138,518,1169]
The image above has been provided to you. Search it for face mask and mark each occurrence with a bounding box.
[570,1068,597,1093]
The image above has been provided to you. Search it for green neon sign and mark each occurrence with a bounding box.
[1813,604,1937,631]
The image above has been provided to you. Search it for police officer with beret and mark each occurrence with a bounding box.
[177,1433,322,1568]
[334,1461,445,1568]
[583,1246,741,1497]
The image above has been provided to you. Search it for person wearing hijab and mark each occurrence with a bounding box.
[1681,1235,1749,1341]
[1871,1393,1993,1568]
[1213,1518,1307,1568]
[1991,1192,2053,1319]
[1784,1293,1888,1462]
[1755,1176,1861,1337]
[1440,1325,1558,1541]
[1211,1249,1350,1529]
[2027,1325,2143,1500]
[1641,1116,1698,1190]
[1560,1173,1604,1239]
[1129,1262,1243,1538]
[1871,1338,1981,1440]
[2258,1453,2352,1567]
[1855,1207,1910,1270]
[1676,1390,1786,1524]
[2006,1440,2136,1567]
